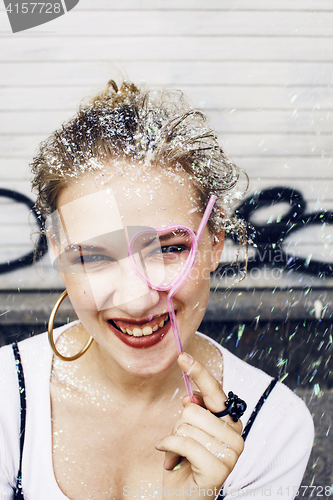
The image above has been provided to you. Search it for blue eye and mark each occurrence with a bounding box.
[161,245,188,253]
[146,245,190,259]
[74,254,113,265]
[86,254,110,262]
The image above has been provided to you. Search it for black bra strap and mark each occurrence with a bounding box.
[12,342,26,499]
[217,377,279,499]
[241,377,278,441]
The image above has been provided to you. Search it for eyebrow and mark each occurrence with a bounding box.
[64,244,107,253]
[131,230,191,253]
[157,230,190,243]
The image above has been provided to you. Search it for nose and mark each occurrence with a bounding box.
[86,256,160,315]
[112,261,160,316]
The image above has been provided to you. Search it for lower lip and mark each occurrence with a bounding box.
[107,319,171,348]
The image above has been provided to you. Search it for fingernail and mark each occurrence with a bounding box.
[155,439,162,447]
[180,352,194,365]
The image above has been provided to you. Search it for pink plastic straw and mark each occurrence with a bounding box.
[128,194,217,403]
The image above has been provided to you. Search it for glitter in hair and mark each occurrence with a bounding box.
[31,80,247,235]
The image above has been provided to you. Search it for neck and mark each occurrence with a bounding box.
[81,338,191,406]
[52,322,204,407]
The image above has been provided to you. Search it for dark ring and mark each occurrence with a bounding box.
[212,391,247,422]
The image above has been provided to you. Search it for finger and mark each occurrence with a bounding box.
[178,352,240,427]
[178,352,226,411]
[175,403,244,455]
[163,449,183,471]
[172,393,205,435]
[181,397,243,436]
[182,391,205,408]
[175,423,240,464]
[155,435,236,485]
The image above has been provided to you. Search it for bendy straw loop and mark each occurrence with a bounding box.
[128,194,217,403]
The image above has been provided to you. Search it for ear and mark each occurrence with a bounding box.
[210,231,225,272]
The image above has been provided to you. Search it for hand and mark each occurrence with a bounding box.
[155,352,244,499]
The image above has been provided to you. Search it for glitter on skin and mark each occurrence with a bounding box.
[30,79,281,498]
[50,325,223,497]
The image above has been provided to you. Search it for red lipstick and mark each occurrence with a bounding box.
[107,317,171,348]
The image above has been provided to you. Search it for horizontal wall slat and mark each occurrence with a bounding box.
[219,241,333,265]
[0,259,63,290]
[2,110,332,134]
[233,157,333,180]
[0,111,70,134]
[0,159,31,179]
[219,134,333,156]
[1,62,332,86]
[0,86,91,111]
[0,181,37,199]
[210,272,333,290]
[0,203,35,224]
[211,110,333,134]
[1,86,332,112]
[247,179,333,203]
[1,11,333,36]
[1,225,37,245]
[184,86,333,111]
[1,36,332,62]
[0,134,44,157]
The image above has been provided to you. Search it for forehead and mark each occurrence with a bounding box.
[54,163,201,244]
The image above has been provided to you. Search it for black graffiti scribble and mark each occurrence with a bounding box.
[216,186,333,278]
[0,187,332,277]
[0,188,47,274]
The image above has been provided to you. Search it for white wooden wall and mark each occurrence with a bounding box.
[0,0,332,291]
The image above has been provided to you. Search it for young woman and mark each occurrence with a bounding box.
[0,81,313,499]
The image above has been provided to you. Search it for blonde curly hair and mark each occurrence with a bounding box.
[31,79,245,236]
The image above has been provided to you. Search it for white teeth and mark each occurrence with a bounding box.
[142,326,153,336]
[115,314,169,337]
[132,328,142,337]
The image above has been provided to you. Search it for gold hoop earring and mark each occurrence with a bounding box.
[48,290,94,361]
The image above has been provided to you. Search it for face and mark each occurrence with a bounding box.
[49,162,224,377]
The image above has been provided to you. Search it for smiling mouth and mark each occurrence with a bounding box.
[108,313,170,338]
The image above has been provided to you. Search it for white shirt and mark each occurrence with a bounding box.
[0,323,314,499]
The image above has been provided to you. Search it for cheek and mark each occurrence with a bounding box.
[189,247,213,283]
[177,264,211,311]
[64,275,98,313]
[185,250,212,306]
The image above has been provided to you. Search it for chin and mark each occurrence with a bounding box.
[122,351,179,378]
